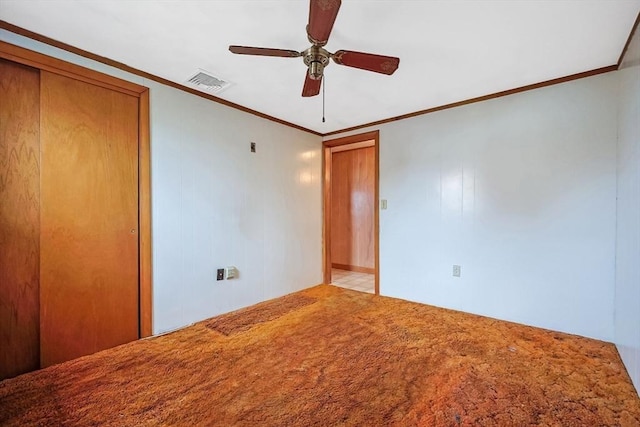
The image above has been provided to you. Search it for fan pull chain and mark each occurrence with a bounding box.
[322,75,326,123]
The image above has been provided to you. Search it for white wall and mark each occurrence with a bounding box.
[328,73,618,341]
[0,30,323,335]
[150,84,322,333]
[615,26,640,394]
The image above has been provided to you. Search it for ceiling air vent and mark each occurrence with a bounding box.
[186,69,232,94]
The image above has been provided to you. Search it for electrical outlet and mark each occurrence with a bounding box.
[250,142,256,153]
[453,265,461,277]
[216,268,224,281]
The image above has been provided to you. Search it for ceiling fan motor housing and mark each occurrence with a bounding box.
[303,46,330,80]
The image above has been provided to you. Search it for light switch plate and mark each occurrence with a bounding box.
[453,265,461,277]
[381,199,387,210]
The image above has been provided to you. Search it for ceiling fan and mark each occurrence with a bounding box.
[229,0,400,97]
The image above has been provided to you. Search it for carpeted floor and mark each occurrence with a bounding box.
[1,285,639,426]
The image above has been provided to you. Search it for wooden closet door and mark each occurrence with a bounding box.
[40,71,139,367]
[0,59,41,380]
[331,146,375,271]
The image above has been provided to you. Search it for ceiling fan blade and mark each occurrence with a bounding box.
[302,72,322,97]
[307,0,341,46]
[332,50,400,75]
[229,45,300,58]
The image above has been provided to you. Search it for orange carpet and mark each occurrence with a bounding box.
[1,285,639,426]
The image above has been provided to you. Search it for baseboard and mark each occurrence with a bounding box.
[332,263,375,274]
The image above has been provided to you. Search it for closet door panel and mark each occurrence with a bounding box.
[330,146,375,270]
[40,71,139,367]
[0,59,41,379]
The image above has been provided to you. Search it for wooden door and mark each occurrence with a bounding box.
[330,146,375,272]
[0,59,41,379]
[39,71,140,367]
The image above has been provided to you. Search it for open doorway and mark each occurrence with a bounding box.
[323,130,379,295]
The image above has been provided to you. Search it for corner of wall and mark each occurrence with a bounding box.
[614,16,640,395]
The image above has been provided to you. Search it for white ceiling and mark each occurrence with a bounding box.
[1,1,639,134]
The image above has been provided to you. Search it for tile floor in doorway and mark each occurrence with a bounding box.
[331,268,375,294]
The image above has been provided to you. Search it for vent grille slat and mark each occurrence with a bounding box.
[186,70,232,94]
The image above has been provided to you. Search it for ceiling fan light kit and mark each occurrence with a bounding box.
[229,0,400,98]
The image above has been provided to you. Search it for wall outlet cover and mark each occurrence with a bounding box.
[225,266,237,279]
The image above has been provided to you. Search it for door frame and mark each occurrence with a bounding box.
[323,130,380,295]
[0,41,153,337]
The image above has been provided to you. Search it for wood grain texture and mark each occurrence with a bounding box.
[40,71,139,367]
[0,41,142,97]
[330,139,374,153]
[0,59,41,380]
[323,131,379,292]
[0,30,320,136]
[138,89,152,338]
[323,131,380,147]
[331,263,375,274]
[322,146,332,285]
[2,40,154,349]
[374,136,379,295]
[330,146,375,270]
